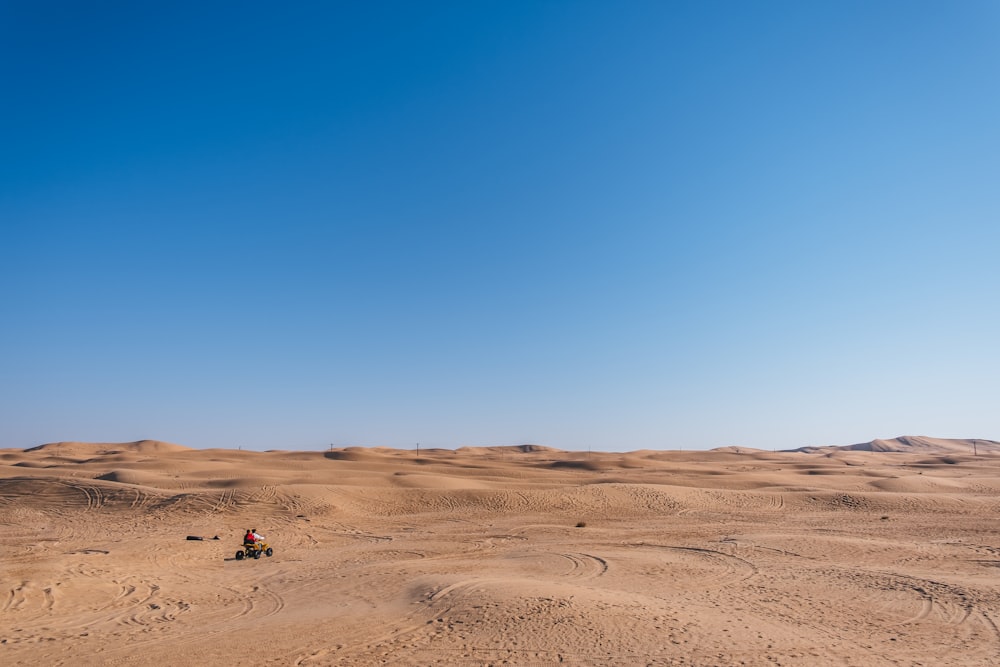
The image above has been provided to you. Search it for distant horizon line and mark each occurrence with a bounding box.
[12,434,1000,455]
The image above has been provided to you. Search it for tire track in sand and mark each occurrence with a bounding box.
[623,542,759,590]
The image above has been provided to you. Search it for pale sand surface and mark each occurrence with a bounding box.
[3,437,1000,666]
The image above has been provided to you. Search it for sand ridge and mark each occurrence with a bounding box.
[2,437,1000,665]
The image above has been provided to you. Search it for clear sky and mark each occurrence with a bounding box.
[2,1,998,452]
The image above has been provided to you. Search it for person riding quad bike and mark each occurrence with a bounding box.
[235,528,273,560]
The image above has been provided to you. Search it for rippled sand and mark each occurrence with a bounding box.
[3,438,1000,666]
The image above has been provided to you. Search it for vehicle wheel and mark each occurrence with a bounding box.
[254,549,262,559]
[265,548,273,557]
[235,551,244,560]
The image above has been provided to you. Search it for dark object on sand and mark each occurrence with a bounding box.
[186,535,204,541]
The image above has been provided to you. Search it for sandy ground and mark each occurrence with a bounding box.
[2,436,1000,666]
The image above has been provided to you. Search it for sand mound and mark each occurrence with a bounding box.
[324,447,392,462]
[795,435,1000,455]
[25,439,192,457]
[94,469,169,486]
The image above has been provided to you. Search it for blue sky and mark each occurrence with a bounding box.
[2,1,998,451]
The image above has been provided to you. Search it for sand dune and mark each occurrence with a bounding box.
[24,439,193,457]
[3,436,1000,665]
[795,434,1000,455]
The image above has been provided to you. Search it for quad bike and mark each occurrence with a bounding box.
[235,541,273,560]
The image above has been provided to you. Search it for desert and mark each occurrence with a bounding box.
[2,436,1000,666]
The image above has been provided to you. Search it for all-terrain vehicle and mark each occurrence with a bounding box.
[235,541,273,560]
